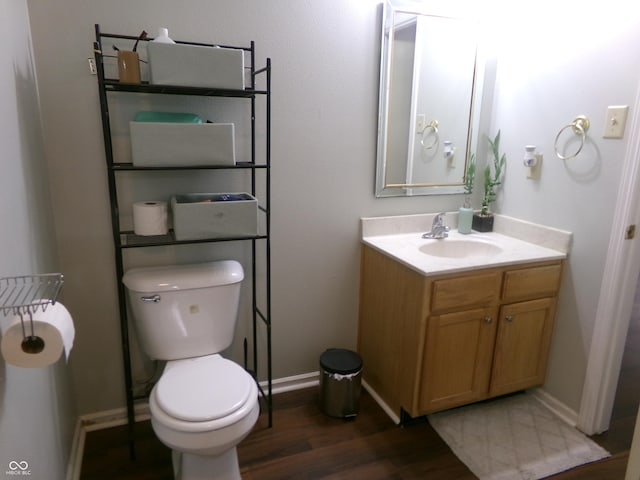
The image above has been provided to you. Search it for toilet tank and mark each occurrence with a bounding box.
[122,261,244,360]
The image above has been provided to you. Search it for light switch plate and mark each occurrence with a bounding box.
[603,105,628,139]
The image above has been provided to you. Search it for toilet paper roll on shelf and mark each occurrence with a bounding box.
[0,301,75,368]
[133,201,168,236]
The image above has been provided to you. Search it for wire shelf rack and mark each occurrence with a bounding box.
[0,274,64,316]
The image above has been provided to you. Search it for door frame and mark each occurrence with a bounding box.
[577,85,640,435]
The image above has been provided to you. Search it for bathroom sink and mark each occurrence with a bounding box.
[419,238,503,259]
[361,214,570,276]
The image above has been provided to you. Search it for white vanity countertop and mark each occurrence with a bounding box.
[361,213,572,277]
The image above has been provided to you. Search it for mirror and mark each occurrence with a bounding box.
[375,0,481,197]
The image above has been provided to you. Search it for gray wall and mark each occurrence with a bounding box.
[27,0,459,415]
[24,0,640,420]
[487,6,640,410]
[0,0,75,478]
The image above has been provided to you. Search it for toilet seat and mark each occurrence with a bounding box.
[151,354,258,433]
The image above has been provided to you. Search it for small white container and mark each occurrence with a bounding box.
[152,27,175,44]
[147,42,245,89]
[171,193,258,240]
[129,122,235,167]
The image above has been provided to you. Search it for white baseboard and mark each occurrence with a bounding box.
[362,380,400,424]
[66,418,84,480]
[360,384,575,429]
[65,371,320,479]
[80,402,152,432]
[531,387,579,428]
[260,371,319,394]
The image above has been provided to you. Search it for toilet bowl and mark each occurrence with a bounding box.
[150,355,259,479]
[122,261,258,480]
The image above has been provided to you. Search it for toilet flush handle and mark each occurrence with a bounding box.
[141,294,161,303]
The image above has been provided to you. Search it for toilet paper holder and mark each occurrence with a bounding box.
[0,273,64,353]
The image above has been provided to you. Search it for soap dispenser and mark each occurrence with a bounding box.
[153,27,176,44]
[458,203,473,234]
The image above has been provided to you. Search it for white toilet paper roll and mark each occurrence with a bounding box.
[0,301,75,368]
[133,201,168,236]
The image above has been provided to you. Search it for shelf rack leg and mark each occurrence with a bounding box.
[95,23,137,459]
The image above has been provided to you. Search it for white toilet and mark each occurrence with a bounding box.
[123,260,259,480]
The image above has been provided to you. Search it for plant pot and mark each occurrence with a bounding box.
[472,213,494,232]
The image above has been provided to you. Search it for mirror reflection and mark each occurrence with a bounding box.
[376,0,479,197]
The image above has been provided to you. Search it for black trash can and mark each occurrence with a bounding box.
[319,348,363,418]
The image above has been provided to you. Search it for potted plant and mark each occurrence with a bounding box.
[472,131,506,232]
[458,154,475,234]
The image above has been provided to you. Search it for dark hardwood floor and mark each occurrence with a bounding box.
[81,285,640,479]
[80,386,630,480]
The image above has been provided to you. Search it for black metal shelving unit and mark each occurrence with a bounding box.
[92,25,272,455]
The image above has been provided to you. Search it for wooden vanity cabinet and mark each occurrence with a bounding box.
[358,245,563,419]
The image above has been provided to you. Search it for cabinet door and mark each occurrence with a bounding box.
[490,297,557,396]
[418,306,498,414]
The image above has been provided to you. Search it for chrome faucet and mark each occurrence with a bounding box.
[422,213,450,239]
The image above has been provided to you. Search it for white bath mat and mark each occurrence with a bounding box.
[428,393,610,480]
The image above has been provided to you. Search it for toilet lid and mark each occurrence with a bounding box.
[155,355,253,422]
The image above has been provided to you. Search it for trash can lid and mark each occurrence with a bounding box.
[320,348,362,375]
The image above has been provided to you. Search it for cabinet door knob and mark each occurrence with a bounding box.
[505,315,514,322]
[484,317,493,324]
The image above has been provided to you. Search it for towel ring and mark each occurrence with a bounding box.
[420,120,439,150]
[554,115,590,160]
